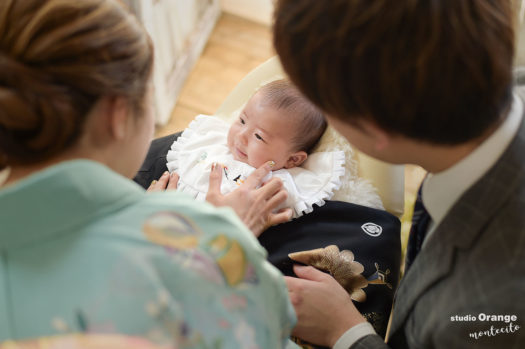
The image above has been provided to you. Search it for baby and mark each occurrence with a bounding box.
[226,79,326,170]
[167,79,346,218]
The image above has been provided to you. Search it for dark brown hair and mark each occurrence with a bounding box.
[258,79,327,153]
[0,0,153,169]
[274,0,515,145]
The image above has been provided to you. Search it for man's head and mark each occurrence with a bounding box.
[273,0,515,149]
[227,79,326,169]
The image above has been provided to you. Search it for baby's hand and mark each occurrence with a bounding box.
[147,171,179,192]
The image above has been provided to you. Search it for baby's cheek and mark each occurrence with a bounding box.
[248,149,266,168]
[226,130,234,150]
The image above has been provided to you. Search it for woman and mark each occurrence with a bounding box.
[0,0,295,347]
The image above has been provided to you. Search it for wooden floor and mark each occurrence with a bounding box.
[156,13,274,137]
[157,13,426,246]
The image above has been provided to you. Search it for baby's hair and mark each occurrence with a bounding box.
[257,79,327,153]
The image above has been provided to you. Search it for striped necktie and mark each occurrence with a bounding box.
[405,185,431,270]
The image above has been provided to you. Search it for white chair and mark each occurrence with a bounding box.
[216,56,405,217]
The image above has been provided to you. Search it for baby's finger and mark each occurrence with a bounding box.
[243,161,275,189]
[166,172,179,190]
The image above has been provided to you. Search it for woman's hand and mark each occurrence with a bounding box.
[206,161,292,236]
[285,265,367,347]
[147,171,179,192]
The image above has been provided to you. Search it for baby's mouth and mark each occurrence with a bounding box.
[234,146,247,159]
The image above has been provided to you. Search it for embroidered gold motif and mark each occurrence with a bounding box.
[143,212,201,248]
[289,245,368,302]
[210,235,247,286]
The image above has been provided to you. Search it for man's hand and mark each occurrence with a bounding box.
[147,171,179,192]
[206,161,292,236]
[285,265,367,347]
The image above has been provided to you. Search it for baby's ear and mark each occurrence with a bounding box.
[284,151,308,169]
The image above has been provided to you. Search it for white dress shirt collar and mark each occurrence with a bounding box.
[423,93,523,229]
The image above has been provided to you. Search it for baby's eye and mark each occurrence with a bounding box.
[255,133,264,141]
[240,118,245,125]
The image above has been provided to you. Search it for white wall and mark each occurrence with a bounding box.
[220,0,274,25]
[518,3,525,66]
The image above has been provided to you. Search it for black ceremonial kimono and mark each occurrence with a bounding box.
[134,133,401,344]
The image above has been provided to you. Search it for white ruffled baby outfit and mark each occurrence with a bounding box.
[166,115,346,218]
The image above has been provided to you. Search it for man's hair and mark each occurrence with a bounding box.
[258,79,327,153]
[273,0,515,145]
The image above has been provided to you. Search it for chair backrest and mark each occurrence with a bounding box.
[216,56,405,216]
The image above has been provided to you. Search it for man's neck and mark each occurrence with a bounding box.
[415,142,480,173]
[412,119,503,174]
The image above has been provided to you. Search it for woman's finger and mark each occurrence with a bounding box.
[263,189,288,212]
[166,172,179,190]
[147,171,169,192]
[256,177,283,200]
[243,161,275,189]
[206,163,223,202]
[147,180,157,191]
[267,207,293,227]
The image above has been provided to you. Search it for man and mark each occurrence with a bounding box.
[274,0,525,348]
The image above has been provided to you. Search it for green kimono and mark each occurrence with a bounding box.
[0,160,296,348]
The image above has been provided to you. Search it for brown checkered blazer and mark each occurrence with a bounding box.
[352,87,525,348]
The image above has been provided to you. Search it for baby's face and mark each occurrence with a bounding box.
[227,91,300,169]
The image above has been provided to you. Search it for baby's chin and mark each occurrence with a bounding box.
[231,153,265,169]
[240,157,260,168]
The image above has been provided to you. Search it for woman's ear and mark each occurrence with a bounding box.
[81,96,130,147]
[284,151,308,169]
[108,96,131,141]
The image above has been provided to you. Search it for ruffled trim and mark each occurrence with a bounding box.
[290,151,346,218]
[166,116,210,200]
[172,182,208,201]
[166,115,218,198]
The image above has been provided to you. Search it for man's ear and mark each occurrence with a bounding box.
[284,151,308,169]
[360,120,391,151]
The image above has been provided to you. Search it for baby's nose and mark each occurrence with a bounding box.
[239,129,248,144]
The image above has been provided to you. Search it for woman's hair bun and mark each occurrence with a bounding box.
[0,0,153,169]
